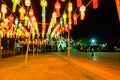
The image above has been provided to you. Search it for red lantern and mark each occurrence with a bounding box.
[8,14,14,29]
[93,0,98,9]
[77,0,82,8]
[55,0,61,17]
[73,13,78,25]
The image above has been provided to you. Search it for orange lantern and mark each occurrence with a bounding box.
[8,14,14,29]
[73,13,78,25]
[77,0,82,8]
[19,7,26,20]
[93,0,98,9]
[29,8,34,16]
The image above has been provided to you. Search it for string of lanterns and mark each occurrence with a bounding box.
[0,0,99,39]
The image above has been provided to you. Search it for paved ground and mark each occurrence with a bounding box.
[0,53,101,80]
[0,52,120,80]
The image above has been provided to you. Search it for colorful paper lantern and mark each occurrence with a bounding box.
[19,7,26,20]
[11,0,20,12]
[77,0,82,8]
[73,13,78,25]
[1,4,7,19]
[55,0,61,17]
[80,5,86,20]
[8,14,14,29]
[93,0,98,9]
[63,12,67,25]
[40,0,48,13]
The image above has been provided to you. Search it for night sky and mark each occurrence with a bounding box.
[1,0,120,41]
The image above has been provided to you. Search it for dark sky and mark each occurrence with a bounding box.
[1,0,120,41]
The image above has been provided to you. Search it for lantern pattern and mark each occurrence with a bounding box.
[11,0,20,12]
[55,0,61,17]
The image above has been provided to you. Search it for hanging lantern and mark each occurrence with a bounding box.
[61,0,65,2]
[68,2,72,30]
[73,13,78,25]
[63,12,67,25]
[116,0,120,21]
[60,17,63,27]
[11,0,20,12]
[8,14,14,29]
[40,0,48,13]
[0,30,3,38]
[25,0,31,7]
[68,2,72,12]
[24,15,29,26]
[52,11,57,24]
[29,8,34,16]
[19,7,26,20]
[15,17,19,27]
[77,0,82,8]
[1,4,7,20]
[55,0,61,17]
[93,0,98,9]
[80,5,86,20]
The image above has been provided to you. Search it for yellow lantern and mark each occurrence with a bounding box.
[19,7,26,20]
[68,2,72,12]
[11,0,20,12]
[80,5,86,20]
[1,4,7,20]
[24,15,29,26]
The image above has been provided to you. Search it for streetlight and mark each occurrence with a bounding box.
[91,38,96,56]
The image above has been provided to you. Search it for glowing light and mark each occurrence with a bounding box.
[11,0,20,12]
[19,7,26,20]
[93,0,98,9]
[77,0,82,8]
[73,13,78,25]
[80,5,86,20]
[25,0,31,7]
[55,0,61,17]
[1,4,7,19]
[63,12,67,25]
